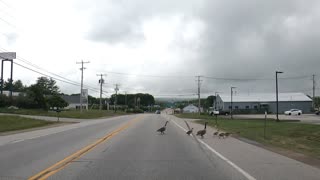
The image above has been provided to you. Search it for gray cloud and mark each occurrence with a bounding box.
[76,0,320,97]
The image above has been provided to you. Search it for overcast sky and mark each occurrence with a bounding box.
[0,0,320,99]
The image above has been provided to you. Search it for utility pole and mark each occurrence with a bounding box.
[214,92,220,110]
[276,71,283,122]
[76,60,90,112]
[97,74,107,110]
[114,84,120,112]
[312,74,316,109]
[196,76,203,115]
[231,87,236,119]
[124,91,127,111]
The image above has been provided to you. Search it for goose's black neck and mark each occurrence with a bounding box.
[165,121,168,126]
[204,122,207,129]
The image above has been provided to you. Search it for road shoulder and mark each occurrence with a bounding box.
[163,114,320,180]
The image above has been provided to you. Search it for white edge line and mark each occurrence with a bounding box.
[168,116,256,180]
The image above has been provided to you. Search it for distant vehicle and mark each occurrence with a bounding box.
[315,110,320,115]
[208,107,229,116]
[284,109,302,115]
[155,110,161,114]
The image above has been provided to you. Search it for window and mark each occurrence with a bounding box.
[229,106,232,109]
[235,106,239,109]
[254,105,258,109]
[246,106,249,109]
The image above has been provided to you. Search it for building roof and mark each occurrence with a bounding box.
[183,104,198,110]
[61,95,80,104]
[218,93,312,103]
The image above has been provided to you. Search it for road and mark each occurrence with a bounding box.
[0,114,319,180]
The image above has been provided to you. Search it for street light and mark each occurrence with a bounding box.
[276,71,283,122]
[231,87,236,119]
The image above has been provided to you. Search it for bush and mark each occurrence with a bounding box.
[0,95,10,107]
[127,108,144,113]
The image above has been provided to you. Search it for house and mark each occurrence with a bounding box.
[216,92,312,114]
[183,104,200,113]
[174,108,181,114]
[2,91,25,97]
[61,95,88,110]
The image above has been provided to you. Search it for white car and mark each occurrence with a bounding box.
[284,109,302,115]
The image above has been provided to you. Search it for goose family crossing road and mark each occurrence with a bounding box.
[0,114,319,180]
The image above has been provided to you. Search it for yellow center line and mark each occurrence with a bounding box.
[28,116,143,180]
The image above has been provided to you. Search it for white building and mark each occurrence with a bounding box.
[216,92,312,113]
[183,104,200,113]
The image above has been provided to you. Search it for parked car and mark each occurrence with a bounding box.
[284,109,302,115]
[209,110,229,116]
[155,110,161,114]
[315,110,320,115]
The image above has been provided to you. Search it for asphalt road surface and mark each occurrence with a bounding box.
[0,114,319,180]
[0,114,248,180]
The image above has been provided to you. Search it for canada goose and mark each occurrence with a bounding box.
[196,122,208,138]
[218,132,225,139]
[186,128,193,135]
[157,121,169,134]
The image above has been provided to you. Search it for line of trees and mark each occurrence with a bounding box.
[0,77,68,109]
[109,93,155,111]
[174,96,216,110]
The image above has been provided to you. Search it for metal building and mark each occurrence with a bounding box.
[216,93,312,114]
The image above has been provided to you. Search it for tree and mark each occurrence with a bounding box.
[2,78,12,91]
[314,96,320,110]
[205,96,216,108]
[13,80,25,92]
[27,77,61,109]
[47,95,68,109]
[35,77,59,95]
[0,94,9,107]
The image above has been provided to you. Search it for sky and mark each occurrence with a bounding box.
[0,0,320,99]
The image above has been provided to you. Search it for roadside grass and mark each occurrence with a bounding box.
[0,109,129,119]
[0,115,55,133]
[175,113,320,159]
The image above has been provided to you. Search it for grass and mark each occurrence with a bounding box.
[0,109,130,119]
[0,115,55,133]
[175,113,320,159]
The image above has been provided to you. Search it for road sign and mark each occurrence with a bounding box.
[0,52,16,59]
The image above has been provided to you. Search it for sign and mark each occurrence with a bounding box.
[81,89,88,103]
[0,52,16,59]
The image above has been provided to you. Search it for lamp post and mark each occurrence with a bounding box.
[276,71,283,122]
[231,87,236,119]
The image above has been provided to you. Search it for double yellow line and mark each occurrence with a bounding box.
[28,116,142,180]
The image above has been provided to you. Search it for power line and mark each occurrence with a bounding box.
[106,71,192,78]
[0,16,16,29]
[203,75,310,81]
[106,71,310,81]
[13,61,105,94]
[0,48,99,91]
[0,0,12,9]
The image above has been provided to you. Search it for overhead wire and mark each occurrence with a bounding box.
[13,61,108,94]
[0,47,100,92]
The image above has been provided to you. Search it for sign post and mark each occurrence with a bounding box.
[264,111,267,140]
[0,52,16,100]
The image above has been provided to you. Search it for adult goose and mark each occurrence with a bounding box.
[157,121,169,134]
[196,122,208,138]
